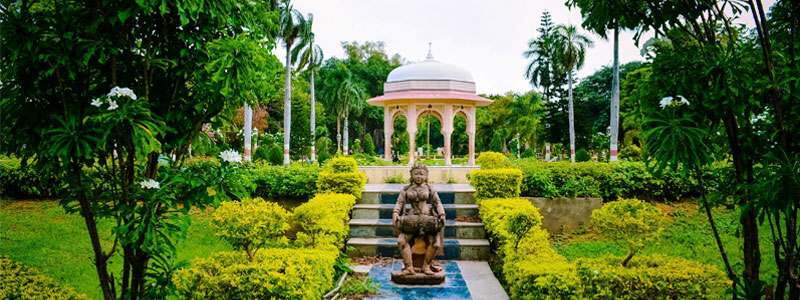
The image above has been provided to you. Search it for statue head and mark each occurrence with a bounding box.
[410,163,428,185]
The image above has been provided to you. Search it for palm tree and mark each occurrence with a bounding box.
[291,13,323,163]
[553,24,593,163]
[320,63,366,154]
[511,91,546,152]
[278,0,307,166]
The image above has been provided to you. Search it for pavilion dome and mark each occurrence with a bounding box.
[386,53,474,83]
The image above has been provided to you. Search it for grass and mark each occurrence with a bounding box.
[339,276,381,299]
[0,199,231,300]
[552,202,780,285]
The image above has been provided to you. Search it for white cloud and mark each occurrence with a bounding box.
[292,0,774,95]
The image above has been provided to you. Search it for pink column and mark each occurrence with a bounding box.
[443,131,452,166]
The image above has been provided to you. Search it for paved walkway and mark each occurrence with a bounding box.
[365,260,508,300]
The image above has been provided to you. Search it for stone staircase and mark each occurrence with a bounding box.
[347,184,490,260]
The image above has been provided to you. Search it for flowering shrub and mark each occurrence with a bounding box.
[0,256,88,300]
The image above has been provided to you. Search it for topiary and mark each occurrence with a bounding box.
[575,149,591,162]
[618,144,642,161]
[352,139,361,153]
[266,145,283,166]
[317,156,366,198]
[476,151,511,169]
[590,198,663,266]
[521,148,535,159]
[211,197,291,260]
[252,146,269,162]
[363,133,376,156]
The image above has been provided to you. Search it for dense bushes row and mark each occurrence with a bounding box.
[0,156,62,198]
[174,193,356,299]
[479,198,729,299]
[0,256,88,299]
[518,159,734,201]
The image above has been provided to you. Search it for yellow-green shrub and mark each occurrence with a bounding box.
[470,168,522,200]
[476,151,511,169]
[591,198,663,265]
[293,193,357,249]
[0,256,88,300]
[173,248,337,300]
[505,254,582,300]
[211,197,291,258]
[317,156,366,199]
[575,255,730,299]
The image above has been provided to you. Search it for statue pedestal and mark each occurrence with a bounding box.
[391,237,446,284]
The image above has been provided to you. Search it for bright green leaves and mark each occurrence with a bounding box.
[591,198,663,265]
[43,115,103,165]
[642,108,713,177]
[201,35,282,106]
[212,198,291,259]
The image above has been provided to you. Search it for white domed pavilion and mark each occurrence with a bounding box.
[367,49,492,166]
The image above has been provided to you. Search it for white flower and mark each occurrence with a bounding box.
[139,179,160,189]
[241,26,250,32]
[107,86,137,100]
[108,100,119,110]
[659,96,673,109]
[675,95,690,106]
[593,269,599,275]
[90,98,102,107]
[219,149,242,164]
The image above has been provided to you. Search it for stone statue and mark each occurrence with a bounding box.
[391,163,446,284]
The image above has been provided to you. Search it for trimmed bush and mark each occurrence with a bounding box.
[476,151,511,169]
[576,149,591,162]
[0,156,62,199]
[249,164,318,199]
[363,133,375,155]
[211,197,291,259]
[317,157,366,199]
[470,168,522,200]
[173,248,337,300]
[619,144,642,161]
[267,144,283,166]
[252,146,269,162]
[591,198,663,265]
[293,193,357,249]
[0,256,88,300]
[575,255,729,299]
[521,148,535,159]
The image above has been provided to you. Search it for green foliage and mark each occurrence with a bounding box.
[0,156,62,199]
[267,145,284,166]
[0,256,88,300]
[352,139,362,152]
[575,149,591,162]
[618,144,642,161]
[470,169,523,200]
[249,164,318,199]
[363,133,376,155]
[317,156,365,198]
[521,148,535,159]
[211,198,291,259]
[384,174,405,184]
[476,151,511,169]
[591,198,662,264]
[340,277,381,297]
[292,193,356,249]
[252,146,270,163]
[575,255,729,299]
[173,248,337,300]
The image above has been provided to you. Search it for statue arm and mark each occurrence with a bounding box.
[430,185,445,219]
[393,188,406,226]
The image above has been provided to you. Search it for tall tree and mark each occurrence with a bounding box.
[292,13,323,163]
[277,0,306,166]
[567,0,637,161]
[524,10,565,101]
[553,24,593,163]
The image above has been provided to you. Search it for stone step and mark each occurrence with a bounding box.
[347,238,490,261]
[349,219,486,239]
[361,184,476,205]
[352,204,479,220]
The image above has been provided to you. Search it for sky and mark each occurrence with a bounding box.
[291,0,775,95]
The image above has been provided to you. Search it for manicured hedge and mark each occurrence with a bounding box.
[470,169,523,200]
[518,160,734,201]
[249,164,319,199]
[173,248,337,300]
[0,256,88,300]
[0,156,62,198]
[316,157,366,199]
[293,193,357,249]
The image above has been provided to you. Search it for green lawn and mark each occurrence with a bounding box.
[0,199,230,300]
[552,202,779,285]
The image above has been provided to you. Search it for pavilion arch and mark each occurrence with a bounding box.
[366,50,492,166]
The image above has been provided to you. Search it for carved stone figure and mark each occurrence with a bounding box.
[391,164,446,284]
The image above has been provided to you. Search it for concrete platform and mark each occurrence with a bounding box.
[347,238,490,260]
[364,260,508,300]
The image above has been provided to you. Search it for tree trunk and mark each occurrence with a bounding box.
[568,71,575,163]
[609,24,620,161]
[343,110,349,155]
[283,46,292,167]
[244,102,252,161]
[336,115,341,152]
[310,69,316,163]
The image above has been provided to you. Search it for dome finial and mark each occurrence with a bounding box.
[426,42,434,60]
